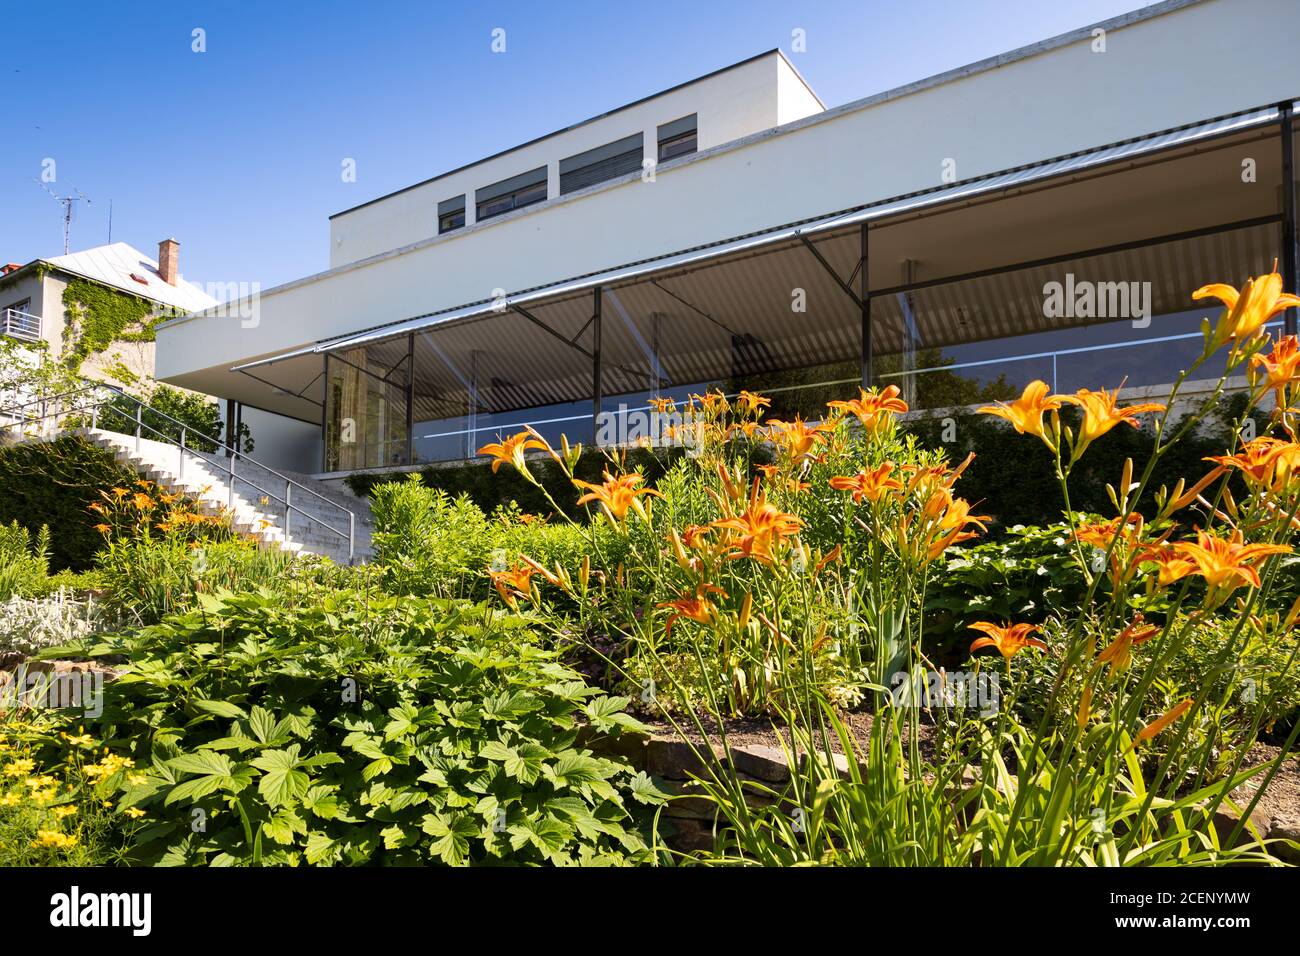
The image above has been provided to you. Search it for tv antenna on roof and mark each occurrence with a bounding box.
[33,180,91,254]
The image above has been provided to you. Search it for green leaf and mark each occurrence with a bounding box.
[251,745,312,808]
[191,699,247,719]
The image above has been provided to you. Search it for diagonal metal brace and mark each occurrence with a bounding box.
[799,234,863,311]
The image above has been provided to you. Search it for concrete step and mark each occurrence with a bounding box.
[76,427,373,564]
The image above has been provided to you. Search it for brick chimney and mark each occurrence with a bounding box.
[157,238,179,285]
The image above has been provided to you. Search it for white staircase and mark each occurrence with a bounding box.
[79,428,372,564]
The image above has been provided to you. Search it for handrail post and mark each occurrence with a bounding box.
[134,404,142,453]
[227,451,235,510]
[349,512,355,564]
[179,427,186,480]
[284,480,292,547]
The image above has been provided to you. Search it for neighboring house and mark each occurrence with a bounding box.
[155,0,1300,481]
[1,239,216,390]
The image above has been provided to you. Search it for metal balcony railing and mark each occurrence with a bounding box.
[1,309,41,343]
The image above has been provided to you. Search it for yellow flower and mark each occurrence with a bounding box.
[1194,266,1300,343]
[1061,387,1165,458]
[124,807,146,819]
[3,759,34,776]
[32,829,78,849]
[977,381,1063,446]
[60,730,95,748]
[53,805,77,819]
[968,621,1047,659]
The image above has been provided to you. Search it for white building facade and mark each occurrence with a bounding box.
[154,0,1300,477]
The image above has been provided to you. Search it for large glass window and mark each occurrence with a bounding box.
[323,343,409,472]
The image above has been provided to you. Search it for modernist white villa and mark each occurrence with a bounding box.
[154,0,1300,479]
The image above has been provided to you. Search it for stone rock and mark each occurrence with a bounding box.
[728,744,791,783]
[1266,814,1300,864]
[646,738,723,779]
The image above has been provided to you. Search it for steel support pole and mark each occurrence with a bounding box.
[224,398,236,456]
[1282,102,1298,336]
[860,222,872,389]
[405,331,415,465]
[321,354,330,473]
[592,287,603,444]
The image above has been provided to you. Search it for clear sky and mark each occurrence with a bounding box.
[0,0,1150,295]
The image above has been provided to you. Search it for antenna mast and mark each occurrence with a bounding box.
[34,181,91,254]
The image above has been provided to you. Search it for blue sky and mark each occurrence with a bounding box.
[0,0,1147,293]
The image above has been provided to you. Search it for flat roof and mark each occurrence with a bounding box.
[329,48,818,221]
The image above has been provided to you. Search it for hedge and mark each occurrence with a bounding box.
[0,435,139,570]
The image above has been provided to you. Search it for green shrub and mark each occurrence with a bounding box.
[55,589,663,866]
[346,446,681,520]
[94,534,296,626]
[0,436,139,571]
[370,476,626,602]
[0,521,51,599]
[96,384,252,454]
[370,476,493,598]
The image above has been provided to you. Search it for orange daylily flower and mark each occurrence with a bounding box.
[711,480,804,564]
[1251,334,1300,406]
[977,380,1063,445]
[735,391,771,416]
[828,463,903,504]
[968,622,1047,659]
[478,431,549,474]
[1171,529,1291,595]
[488,565,537,606]
[1138,544,1199,586]
[679,524,713,549]
[1096,614,1161,678]
[1134,699,1193,746]
[1207,437,1300,493]
[658,583,726,637]
[1073,514,1144,551]
[647,396,675,415]
[827,385,909,433]
[765,417,829,460]
[131,492,154,511]
[574,471,661,521]
[93,523,112,535]
[1194,265,1300,342]
[1061,387,1165,457]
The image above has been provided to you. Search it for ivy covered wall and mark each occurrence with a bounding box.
[59,275,175,377]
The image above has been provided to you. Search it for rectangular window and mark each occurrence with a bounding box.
[475,166,548,222]
[559,133,644,195]
[657,114,697,162]
[438,195,465,234]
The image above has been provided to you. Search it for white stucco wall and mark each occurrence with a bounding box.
[326,50,811,269]
[156,0,1300,399]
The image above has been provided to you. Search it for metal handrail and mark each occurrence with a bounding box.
[0,383,357,561]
